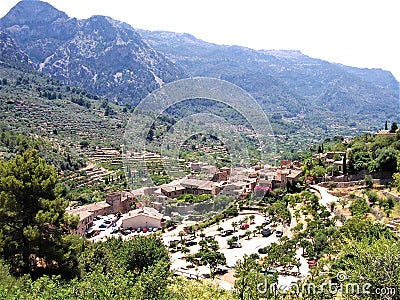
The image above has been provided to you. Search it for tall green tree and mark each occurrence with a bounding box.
[268,200,291,225]
[234,254,276,300]
[197,236,226,277]
[131,260,171,300]
[122,235,170,275]
[375,147,399,173]
[201,250,226,278]
[0,150,80,278]
[393,154,400,191]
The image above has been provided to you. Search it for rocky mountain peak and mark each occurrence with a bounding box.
[0,1,186,104]
[81,15,141,45]
[0,1,78,63]
[1,0,68,27]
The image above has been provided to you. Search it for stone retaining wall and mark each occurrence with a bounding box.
[318,179,391,189]
[382,191,400,202]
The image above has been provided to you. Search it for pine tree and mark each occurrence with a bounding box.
[0,150,81,278]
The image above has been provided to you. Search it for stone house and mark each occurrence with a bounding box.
[105,190,137,213]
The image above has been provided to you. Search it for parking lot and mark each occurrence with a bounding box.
[163,211,312,289]
[88,214,161,242]
[163,213,303,286]
[88,211,310,289]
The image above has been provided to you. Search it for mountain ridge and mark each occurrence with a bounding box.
[0,1,187,104]
[139,29,399,119]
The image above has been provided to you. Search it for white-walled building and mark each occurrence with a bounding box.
[121,207,164,229]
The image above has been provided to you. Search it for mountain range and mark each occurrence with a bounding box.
[0,0,399,142]
[0,0,185,103]
[139,30,399,118]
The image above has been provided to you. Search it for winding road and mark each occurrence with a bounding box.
[310,184,339,208]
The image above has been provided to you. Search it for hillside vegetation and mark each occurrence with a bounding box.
[0,0,398,156]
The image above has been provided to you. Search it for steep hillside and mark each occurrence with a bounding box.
[0,52,128,199]
[0,1,186,104]
[0,66,124,147]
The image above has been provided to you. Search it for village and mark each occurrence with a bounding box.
[67,157,310,238]
[64,126,400,290]
[64,150,352,288]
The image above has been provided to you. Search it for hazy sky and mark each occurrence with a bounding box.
[0,0,399,81]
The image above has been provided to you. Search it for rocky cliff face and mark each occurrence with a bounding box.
[0,31,32,69]
[0,1,186,104]
[0,0,78,63]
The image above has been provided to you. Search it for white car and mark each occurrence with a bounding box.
[233,242,242,248]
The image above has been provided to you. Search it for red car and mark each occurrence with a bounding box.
[241,223,249,230]
[308,259,317,267]
[142,227,148,233]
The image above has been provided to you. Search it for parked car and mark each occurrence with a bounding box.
[308,259,317,267]
[148,227,153,232]
[262,218,271,226]
[136,227,142,233]
[167,224,177,231]
[152,227,158,232]
[265,269,278,276]
[111,228,119,234]
[99,223,107,229]
[275,230,283,237]
[185,264,195,269]
[258,247,268,254]
[185,240,197,247]
[214,265,231,274]
[104,220,111,225]
[241,223,249,230]
[122,229,131,235]
[142,227,148,233]
[261,228,272,237]
[232,242,242,248]
[237,230,246,239]
[221,229,234,237]
[186,234,196,240]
